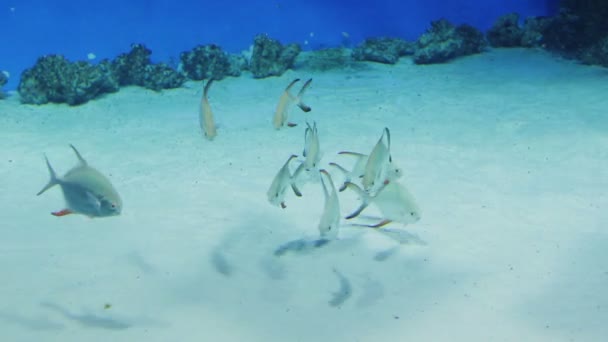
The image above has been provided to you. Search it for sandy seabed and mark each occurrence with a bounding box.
[0,48,607,341]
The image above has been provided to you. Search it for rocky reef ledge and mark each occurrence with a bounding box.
[13,1,608,106]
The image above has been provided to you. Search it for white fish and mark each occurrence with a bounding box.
[272,78,312,129]
[318,169,340,239]
[267,155,304,208]
[329,151,369,192]
[362,127,394,195]
[37,144,122,218]
[302,121,321,171]
[200,79,217,140]
[344,181,420,228]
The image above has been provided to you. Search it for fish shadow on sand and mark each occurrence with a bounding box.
[40,302,131,330]
[210,248,233,277]
[0,311,65,331]
[328,268,353,308]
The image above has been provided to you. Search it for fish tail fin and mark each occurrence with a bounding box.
[37,154,59,196]
[328,162,350,191]
[319,169,330,198]
[296,78,312,112]
[344,182,370,219]
[69,144,87,166]
[290,162,305,197]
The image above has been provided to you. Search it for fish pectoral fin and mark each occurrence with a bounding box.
[85,191,102,212]
[368,219,392,229]
[291,183,302,197]
[52,209,73,217]
[345,203,368,220]
[349,219,392,229]
[296,102,311,113]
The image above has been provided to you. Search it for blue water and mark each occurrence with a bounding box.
[1,0,554,89]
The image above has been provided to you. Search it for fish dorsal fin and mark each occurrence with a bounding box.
[303,122,313,157]
[379,127,391,150]
[319,169,330,198]
[69,144,88,166]
[203,79,214,100]
[384,127,391,150]
[297,78,312,98]
[285,78,300,92]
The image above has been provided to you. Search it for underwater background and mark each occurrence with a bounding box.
[1,1,607,341]
[1,0,557,90]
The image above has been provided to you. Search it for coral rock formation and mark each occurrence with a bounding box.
[112,44,185,90]
[352,37,415,64]
[413,19,486,64]
[18,55,119,105]
[249,35,301,78]
[487,13,524,47]
[18,44,185,105]
[180,44,243,80]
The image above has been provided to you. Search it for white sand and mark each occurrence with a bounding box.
[0,48,606,341]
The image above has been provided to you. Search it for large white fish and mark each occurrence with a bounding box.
[267,154,304,209]
[344,181,420,228]
[272,78,312,129]
[318,169,340,240]
[37,145,122,218]
[200,79,217,140]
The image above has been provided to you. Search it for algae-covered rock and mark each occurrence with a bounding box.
[111,43,151,86]
[352,37,415,64]
[228,54,248,74]
[249,35,301,78]
[180,44,241,80]
[521,16,552,47]
[18,55,119,105]
[17,44,184,105]
[413,19,486,64]
[487,13,524,47]
[580,36,608,67]
[111,43,184,90]
[141,63,187,91]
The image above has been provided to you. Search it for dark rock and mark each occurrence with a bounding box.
[111,43,184,90]
[487,13,524,47]
[559,0,608,50]
[228,54,248,74]
[111,43,152,86]
[413,19,486,64]
[580,36,608,67]
[456,24,487,55]
[18,55,119,105]
[141,63,186,91]
[537,1,608,66]
[352,37,415,64]
[249,35,301,78]
[521,16,552,47]
[541,10,582,53]
[180,44,241,80]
